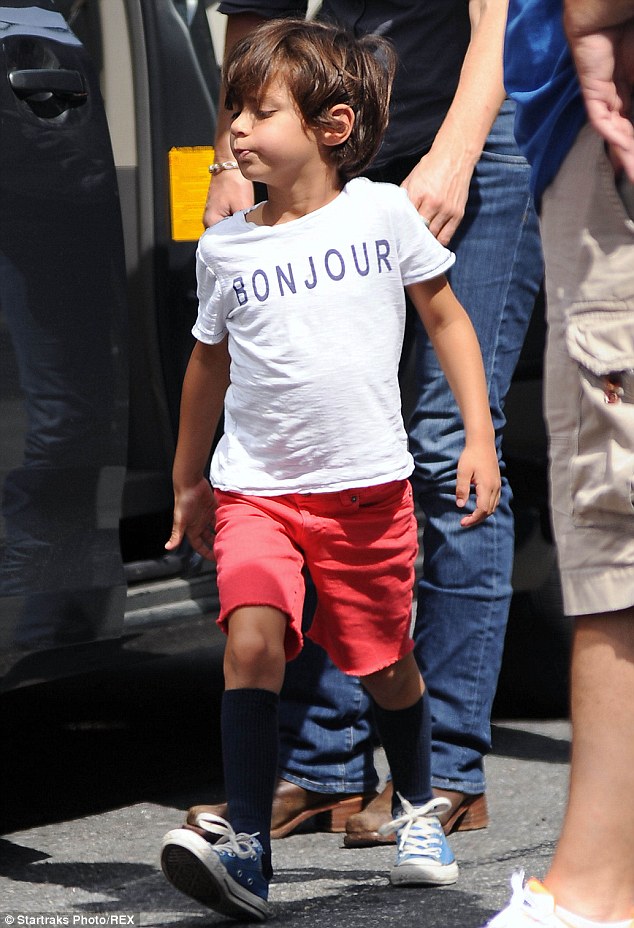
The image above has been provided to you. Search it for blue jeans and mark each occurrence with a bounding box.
[278,101,544,795]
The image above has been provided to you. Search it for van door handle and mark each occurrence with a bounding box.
[9,68,87,103]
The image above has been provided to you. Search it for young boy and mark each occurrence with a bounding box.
[160,18,501,922]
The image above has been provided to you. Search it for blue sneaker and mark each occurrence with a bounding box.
[160,813,271,921]
[380,796,459,886]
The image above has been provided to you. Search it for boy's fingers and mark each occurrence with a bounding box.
[165,522,185,551]
[190,525,217,562]
[458,481,501,527]
[460,508,485,527]
[474,485,499,518]
[455,470,471,509]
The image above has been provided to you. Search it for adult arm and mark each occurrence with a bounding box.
[401,0,508,245]
[563,0,634,180]
[406,276,501,526]
[203,13,265,227]
[165,339,231,559]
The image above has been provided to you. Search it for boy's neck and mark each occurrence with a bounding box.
[254,173,345,226]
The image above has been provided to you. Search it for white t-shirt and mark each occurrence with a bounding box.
[193,176,455,495]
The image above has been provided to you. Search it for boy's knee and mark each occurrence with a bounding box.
[361,652,423,710]
[223,605,288,690]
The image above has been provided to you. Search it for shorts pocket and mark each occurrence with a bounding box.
[566,311,634,527]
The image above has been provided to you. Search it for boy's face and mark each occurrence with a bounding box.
[229,79,326,190]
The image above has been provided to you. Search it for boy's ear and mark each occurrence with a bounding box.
[321,103,355,147]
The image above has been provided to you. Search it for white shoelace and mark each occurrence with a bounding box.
[378,794,451,857]
[487,872,634,928]
[487,871,556,927]
[195,812,261,859]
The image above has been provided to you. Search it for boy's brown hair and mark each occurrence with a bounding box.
[224,18,396,184]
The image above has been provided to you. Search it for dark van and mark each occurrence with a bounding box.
[0,0,225,690]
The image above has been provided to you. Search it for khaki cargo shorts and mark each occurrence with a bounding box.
[540,123,634,617]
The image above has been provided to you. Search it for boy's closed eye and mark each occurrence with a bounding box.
[229,107,276,121]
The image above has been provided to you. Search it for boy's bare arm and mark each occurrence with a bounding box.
[166,339,230,558]
[406,276,501,526]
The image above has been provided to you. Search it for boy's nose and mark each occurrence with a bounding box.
[231,113,248,135]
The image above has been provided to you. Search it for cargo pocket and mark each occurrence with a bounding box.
[566,311,634,527]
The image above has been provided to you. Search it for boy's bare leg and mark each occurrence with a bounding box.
[545,607,634,921]
[223,606,288,692]
[218,605,288,880]
[361,650,424,709]
[360,652,430,811]
[360,651,458,885]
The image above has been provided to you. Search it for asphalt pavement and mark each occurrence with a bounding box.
[1,710,571,928]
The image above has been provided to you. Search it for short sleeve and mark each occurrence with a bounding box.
[392,187,455,284]
[192,247,227,344]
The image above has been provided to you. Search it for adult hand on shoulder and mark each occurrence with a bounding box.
[165,478,218,561]
[400,144,472,246]
[564,1,634,181]
[203,167,255,228]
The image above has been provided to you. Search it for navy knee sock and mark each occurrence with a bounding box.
[221,687,279,880]
[372,690,432,814]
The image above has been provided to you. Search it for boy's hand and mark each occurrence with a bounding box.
[455,442,501,527]
[165,479,218,561]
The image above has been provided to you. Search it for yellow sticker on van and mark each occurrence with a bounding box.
[168,146,215,241]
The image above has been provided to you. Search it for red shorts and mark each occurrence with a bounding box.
[213,480,417,676]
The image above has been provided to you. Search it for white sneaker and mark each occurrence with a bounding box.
[380,795,459,886]
[480,871,634,928]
